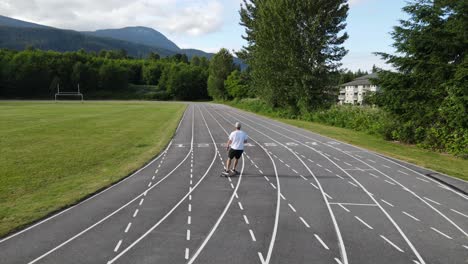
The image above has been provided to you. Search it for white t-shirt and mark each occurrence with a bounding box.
[229,130,248,150]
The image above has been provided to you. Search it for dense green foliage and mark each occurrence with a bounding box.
[0,49,210,100]
[207,48,237,100]
[375,0,467,157]
[0,101,185,237]
[239,0,348,113]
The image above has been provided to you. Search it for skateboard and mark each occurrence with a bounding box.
[221,170,238,177]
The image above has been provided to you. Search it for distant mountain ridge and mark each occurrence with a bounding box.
[0,15,244,67]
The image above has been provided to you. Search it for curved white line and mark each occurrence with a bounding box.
[204,105,281,264]
[107,105,217,264]
[27,106,195,264]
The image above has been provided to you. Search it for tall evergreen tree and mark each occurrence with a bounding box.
[239,0,348,113]
[375,0,467,155]
[207,48,236,100]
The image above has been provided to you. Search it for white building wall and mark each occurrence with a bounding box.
[338,84,378,105]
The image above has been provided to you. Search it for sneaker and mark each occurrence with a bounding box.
[231,169,238,174]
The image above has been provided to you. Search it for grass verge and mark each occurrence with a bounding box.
[224,101,468,181]
[0,101,186,237]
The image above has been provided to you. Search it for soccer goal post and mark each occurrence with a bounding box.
[55,84,84,103]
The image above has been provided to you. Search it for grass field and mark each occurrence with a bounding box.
[225,104,468,181]
[0,101,186,237]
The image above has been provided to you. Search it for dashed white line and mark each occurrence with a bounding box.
[324,193,333,200]
[301,155,306,158]
[463,245,468,250]
[335,258,344,264]
[382,164,391,168]
[189,195,192,201]
[152,176,155,180]
[124,222,132,233]
[369,173,379,178]
[354,216,373,229]
[155,169,158,174]
[325,169,332,173]
[132,209,139,218]
[188,204,192,212]
[333,157,340,161]
[292,169,298,174]
[381,199,394,207]
[288,203,297,213]
[114,240,122,252]
[402,211,420,222]
[300,217,310,228]
[234,193,239,199]
[424,197,441,205]
[279,159,284,163]
[139,198,144,206]
[147,182,152,187]
[430,227,453,240]
[300,174,307,180]
[188,216,191,225]
[335,174,344,179]
[230,183,235,189]
[259,170,263,174]
[384,180,396,185]
[186,229,191,240]
[339,204,350,212]
[285,164,290,168]
[398,170,409,175]
[249,229,257,242]
[185,248,189,260]
[258,252,265,263]
[380,235,404,252]
[344,162,352,166]
[308,159,314,163]
[316,164,323,168]
[416,178,429,183]
[243,215,250,225]
[280,193,286,200]
[309,182,318,189]
[264,176,270,182]
[314,234,329,250]
[270,182,277,189]
[367,159,376,163]
[238,202,244,210]
[348,181,358,188]
[450,209,468,218]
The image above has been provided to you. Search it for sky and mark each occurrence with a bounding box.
[0,0,408,71]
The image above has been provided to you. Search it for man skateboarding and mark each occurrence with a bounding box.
[222,122,248,176]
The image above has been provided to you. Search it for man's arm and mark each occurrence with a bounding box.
[226,139,232,151]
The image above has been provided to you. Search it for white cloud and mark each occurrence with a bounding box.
[348,0,369,7]
[0,0,224,36]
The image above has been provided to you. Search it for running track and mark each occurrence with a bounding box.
[1,103,467,264]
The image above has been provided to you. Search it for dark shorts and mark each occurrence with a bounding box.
[228,148,244,159]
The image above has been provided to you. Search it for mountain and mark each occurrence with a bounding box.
[84,26,180,52]
[0,15,51,29]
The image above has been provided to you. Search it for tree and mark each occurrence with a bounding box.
[207,48,236,100]
[99,62,129,90]
[225,70,249,99]
[239,0,348,113]
[375,0,467,156]
[148,52,160,61]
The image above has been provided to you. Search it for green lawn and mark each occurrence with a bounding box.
[0,101,186,237]
[227,105,468,181]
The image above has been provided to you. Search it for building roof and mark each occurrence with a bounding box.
[341,73,378,87]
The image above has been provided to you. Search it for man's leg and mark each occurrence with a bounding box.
[225,158,231,171]
[233,158,239,171]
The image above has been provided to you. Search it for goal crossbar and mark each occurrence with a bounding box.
[55,84,84,102]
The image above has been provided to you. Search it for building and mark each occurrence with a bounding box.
[338,73,379,105]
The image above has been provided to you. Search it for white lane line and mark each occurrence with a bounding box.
[258,252,265,264]
[301,155,306,158]
[330,203,377,206]
[339,204,350,212]
[300,174,307,180]
[335,174,344,179]
[424,197,441,205]
[369,173,379,178]
[402,211,420,222]
[124,222,132,233]
[300,217,310,228]
[155,169,159,174]
[188,216,191,225]
[413,260,421,264]
[228,177,232,182]
[139,198,144,206]
[381,199,394,207]
[190,180,193,185]
[234,193,239,199]
[325,169,332,173]
[147,182,152,187]
[114,240,122,252]
[344,162,352,166]
[314,234,329,250]
[367,159,376,163]
[243,215,250,225]
[308,159,314,163]
[279,159,284,163]
[384,180,396,185]
[264,176,270,182]
[259,169,263,174]
[152,176,155,180]
[133,209,139,218]
[186,229,191,240]
[254,164,259,169]
[270,182,277,189]
[310,182,319,189]
[285,164,291,168]
[280,193,286,200]
[430,227,453,240]
[325,193,333,200]
[230,183,235,189]
[380,235,404,252]
[249,229,257,242]
[398,170,409,175]
[292,169,298,174]
[316,164,323,168]
[189,195,192,201]
[416,178,429,183]
[238,202,244,210]
[382,164,391,168]
[450,209,468,218]
[348,181,358,188]
[354,216,373,230]
[463,245,468,250]
[185,248,189,260]
[335,258,344,264]
[188,204,192,212]
[288,203,297,213]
